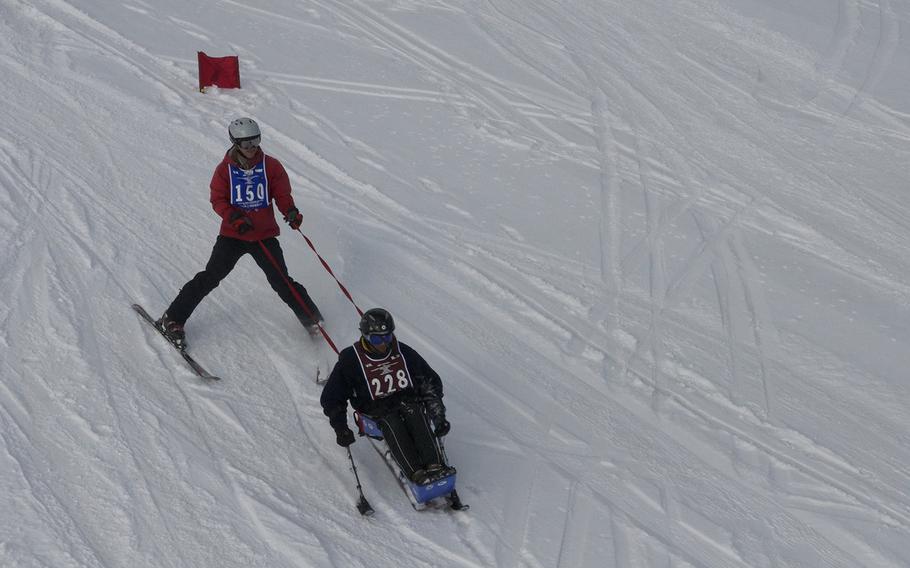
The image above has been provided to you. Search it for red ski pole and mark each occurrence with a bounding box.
[256,240,340,354]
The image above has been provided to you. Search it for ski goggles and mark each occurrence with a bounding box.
[234,135,261,150]
[366,332,394,346]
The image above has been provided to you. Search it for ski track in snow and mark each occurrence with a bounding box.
[1,0,909,567]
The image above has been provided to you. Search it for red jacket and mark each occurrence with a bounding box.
[209,147,297,241]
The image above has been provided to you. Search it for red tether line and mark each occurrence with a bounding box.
[256,240,340,354]
[298,230,364,317]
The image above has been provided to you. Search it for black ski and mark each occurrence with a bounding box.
[446,489,468,511]
[131,304,222,381]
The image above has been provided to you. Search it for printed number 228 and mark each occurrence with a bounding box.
[371,370,409,397]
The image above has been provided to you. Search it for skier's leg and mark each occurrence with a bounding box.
[251,238,322,324]
[400,401,444,467]
[376,411,423,481]
[165,236,245,323]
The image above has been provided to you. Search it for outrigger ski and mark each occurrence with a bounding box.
[311,340,335,386]
[354,411,468,512]
[131,304,222,381]
[313,349,334,385]
[302,321,334,385]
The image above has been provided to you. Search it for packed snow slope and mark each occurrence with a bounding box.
[2,1,910,567]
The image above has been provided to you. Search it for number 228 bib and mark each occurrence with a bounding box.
[228,158,269,210]
[354,341,414,400]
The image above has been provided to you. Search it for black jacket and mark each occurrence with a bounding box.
[320,338,445,430]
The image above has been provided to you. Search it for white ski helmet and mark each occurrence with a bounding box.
[228,117,261,146]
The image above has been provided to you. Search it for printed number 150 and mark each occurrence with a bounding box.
[234,183,264,202]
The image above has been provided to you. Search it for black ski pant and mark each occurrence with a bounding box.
[166,235,320,325]
[375,400,443,479]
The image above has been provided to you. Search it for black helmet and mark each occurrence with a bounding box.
[359,308,395,337]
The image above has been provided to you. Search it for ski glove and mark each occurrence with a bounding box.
[423,396,446,422]
[334,425,355,447]
[433,418,450,438]
[284,207,303,230]
[228,210,253,235]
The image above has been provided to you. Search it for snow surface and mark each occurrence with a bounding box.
[2,0,910,566]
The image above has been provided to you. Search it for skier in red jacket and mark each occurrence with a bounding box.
[156,117,322,348]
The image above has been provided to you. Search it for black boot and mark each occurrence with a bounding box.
[156,312,187,350]
[297,306,324,331]
[425,463,456,482]
[410,468,429,485]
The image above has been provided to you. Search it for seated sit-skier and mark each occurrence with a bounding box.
[320,308,452,484]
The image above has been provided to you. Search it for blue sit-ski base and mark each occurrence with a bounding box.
[357,412,385,439]
[354,411,461,507]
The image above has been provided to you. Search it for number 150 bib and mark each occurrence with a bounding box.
[228,159,269,210]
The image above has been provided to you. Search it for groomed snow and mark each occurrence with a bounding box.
[2,1,909,566]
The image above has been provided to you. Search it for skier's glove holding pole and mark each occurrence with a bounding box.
[284,207,303,231]
[334,425,355,447]
[433,417,450,438]
[228,210,253,235]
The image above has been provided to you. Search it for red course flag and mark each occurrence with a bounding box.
[197,52,241,91]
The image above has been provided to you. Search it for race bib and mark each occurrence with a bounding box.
[354,341,414,400]
[228,159,269,210]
